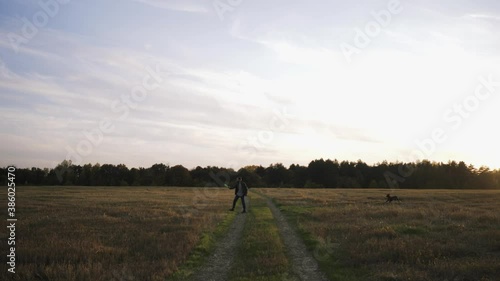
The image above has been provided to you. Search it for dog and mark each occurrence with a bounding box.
[385,194,401,203]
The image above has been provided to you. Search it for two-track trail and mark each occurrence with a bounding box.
[189,212,247,281]
[189,192,329,281]
[264,195,329,281]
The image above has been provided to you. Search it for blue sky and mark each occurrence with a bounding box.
[1,0,500,170]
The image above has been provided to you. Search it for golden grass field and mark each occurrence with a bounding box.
[1,187,499,281]
[0,186,234,281]
[259,188,500,281]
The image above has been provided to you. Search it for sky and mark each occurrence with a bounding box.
[1,0,500,170]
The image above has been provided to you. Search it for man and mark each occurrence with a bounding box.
[229,177,249,213]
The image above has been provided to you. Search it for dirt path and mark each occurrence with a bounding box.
[189,212,247,281]
[264,196,330,281]
[190,195,328,281]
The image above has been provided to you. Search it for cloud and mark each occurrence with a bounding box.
[466,14,500,21]
[0,38,61,61]
[0,27,295,168]
[257,40,342,66]
[0,56,16,79]
[131,0,210,13]
[2,1,500,169]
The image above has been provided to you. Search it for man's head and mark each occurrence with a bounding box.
[237,177,242,182]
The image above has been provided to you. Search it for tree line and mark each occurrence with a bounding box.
[2,159,499,189]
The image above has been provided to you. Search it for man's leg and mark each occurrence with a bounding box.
[230,195,239,211]
[241,195,246,212]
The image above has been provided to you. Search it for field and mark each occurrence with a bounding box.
[259,188,500,281]
[1,187,500,281]
[0,186,234,281]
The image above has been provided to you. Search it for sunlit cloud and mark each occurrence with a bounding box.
[1,0,500,169]
[466,14,500,21]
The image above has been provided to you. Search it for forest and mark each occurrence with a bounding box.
[3,159,499,189]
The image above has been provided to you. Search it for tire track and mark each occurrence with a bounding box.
[189,212,247,281]
[263,195,329,281]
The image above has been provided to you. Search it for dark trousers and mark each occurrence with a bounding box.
[232,195,246,211]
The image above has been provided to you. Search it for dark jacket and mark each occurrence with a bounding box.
[230,181,249,196]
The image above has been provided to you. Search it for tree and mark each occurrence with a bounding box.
[90,163,102,185]
[237,166,263,187]
[137,167,152,186]
[51,160,74,185]
[307,158,326,187]
[190,166,213,186]
[6,158,499,189]
[79,164,92,186]
[265,163,289,187]
[289,164,308,188]
[169,165,192,186]
[150,163,168,186]
[99,164,120,186]
[307,159,339,188]
[116,164,131,186]
[29,167,47,185]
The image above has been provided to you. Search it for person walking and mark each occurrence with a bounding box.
[229,177,249,213]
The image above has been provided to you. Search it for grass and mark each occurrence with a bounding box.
[3,186,499,281]
[0,186,234,281]
[259,188,500,281]
[170,210,236,280]
[228,196,293,281]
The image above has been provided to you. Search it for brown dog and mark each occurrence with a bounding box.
[386,194,401,203]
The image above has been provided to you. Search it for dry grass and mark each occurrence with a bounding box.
[0,186,233,281]
[259,188,500,281]
[229,196,291,281]
[4,187,499,281]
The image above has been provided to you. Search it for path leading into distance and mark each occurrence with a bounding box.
[190,212,247,281]
[264,195,330,281]
[190,193,329,281]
